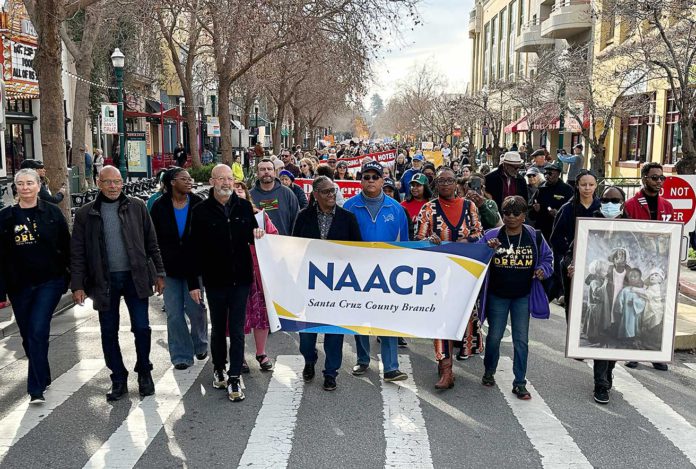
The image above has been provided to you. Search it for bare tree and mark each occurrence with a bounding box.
[609,0,696,173]
[458,81,510,165]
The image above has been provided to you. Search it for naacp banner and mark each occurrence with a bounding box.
[255,236,493,340]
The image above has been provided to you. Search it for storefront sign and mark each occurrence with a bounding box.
[126,131,149,176]
[101,104,118,135]
[207,116,221,137]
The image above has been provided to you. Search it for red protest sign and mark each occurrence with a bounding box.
[337,150,396,169]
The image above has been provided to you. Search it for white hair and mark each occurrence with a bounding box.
[588,259,608,276]
[14,168,41,185]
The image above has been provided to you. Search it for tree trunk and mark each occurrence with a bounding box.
[217,77,232,164]
[590,144,605,178]
[272,104,285,155]
[71,6,102,192]
[33,0,69,218]
[183,87,201,168]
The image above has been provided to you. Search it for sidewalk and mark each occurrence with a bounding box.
[677,264,696,350]
[0,293,75,339]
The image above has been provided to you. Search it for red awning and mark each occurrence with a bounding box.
[504,114,529,134]
[124,106,184,121]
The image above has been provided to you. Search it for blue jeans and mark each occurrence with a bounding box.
[163,276,208,366]
[355,335,399,373]
[98,271,152,383]
[9,277,66,396]
[299,332,344,377]
[483,293,530,386]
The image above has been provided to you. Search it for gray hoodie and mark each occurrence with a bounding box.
[250,179,300,235]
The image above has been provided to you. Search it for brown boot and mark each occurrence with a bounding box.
[435,358,454,389]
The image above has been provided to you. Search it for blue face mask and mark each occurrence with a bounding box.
[600,202,622,218]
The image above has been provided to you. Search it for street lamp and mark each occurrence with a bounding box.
[111,48,126,180]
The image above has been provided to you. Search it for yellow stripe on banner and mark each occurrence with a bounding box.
[346,325,416,337]
[273,302,298,319]
[448,256,486,278]
[329,241,404,250]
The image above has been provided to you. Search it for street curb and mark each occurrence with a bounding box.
[680,279,696,301]
[0,293,75,339]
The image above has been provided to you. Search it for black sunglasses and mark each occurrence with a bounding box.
[646,175,666,182]
[362,174,381,181]
[600,197,623,204]
[502,209,524,217]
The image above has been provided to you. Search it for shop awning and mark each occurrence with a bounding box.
[504,114,529,134]
[124,105,184,121]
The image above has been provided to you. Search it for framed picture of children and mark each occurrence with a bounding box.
[566,218,682,362]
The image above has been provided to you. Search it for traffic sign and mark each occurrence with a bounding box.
[482,126,489,136]
[659,175,696,230]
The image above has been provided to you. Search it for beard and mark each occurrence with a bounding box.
[217,188,233,196]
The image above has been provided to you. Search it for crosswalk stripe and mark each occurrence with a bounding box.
[237,354,304,468]
[0,359,104,462]
[379,354,434,469]
[608,363,696,465]
[82,359,208,469]
[496,357,592,468]
[685,363,696,373]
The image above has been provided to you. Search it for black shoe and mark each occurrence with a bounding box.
[625,361,639,369]
[398,337,408,347]
[352,363,369,376]
[594,386,609,405]
[512,385,532,400]
[174,363,190,370]
[106,382,128,402]
[29,393,45,404]
[138,372,155,397]
[241,360,250,374]
[303,363,315,382]
[652,363,668,371]
[213,369,227,389]
[323,375,337,391]
[227,376,245,402]
[383,370,408,382]
[196,352,208,360]
[481,373,496,387]
[256,354,274,371]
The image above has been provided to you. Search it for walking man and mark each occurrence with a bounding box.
[188,164,265,402]
[71,166,165,401]
[344,161,410,382]
[250,158,300,235]
[485,151,528,213]
[558,144,585,187]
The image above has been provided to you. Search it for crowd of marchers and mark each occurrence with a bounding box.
[0,140,675,407]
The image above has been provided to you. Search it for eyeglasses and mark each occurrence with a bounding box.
[316,187,337,196]
[646,175,666,182]
[301,164,308,167]
[328,160,337,164]
[437,178,456,185]
[174,177,193,183]
[526,174,537,178]
[502,209,524,217]
[100,179,123,186]
[362,174,381,181]
[213,177,235,183]
[601,197,623,204]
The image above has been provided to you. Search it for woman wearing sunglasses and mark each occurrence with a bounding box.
[479,196,554,400]
[550,170,600,317]
[299,158,316,179]
[415,167,483,389]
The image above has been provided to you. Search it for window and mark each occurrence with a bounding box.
[483,23,490,84]
[664,91,682,165]
[603,12,616,47]
[6,99,32,114]
[491,17,497,82]
[519,0,526,31]
[509,0,517,76]
[499,8,507,79]
[619,93,655,162]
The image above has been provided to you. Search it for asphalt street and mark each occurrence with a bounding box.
[1,296,696,468]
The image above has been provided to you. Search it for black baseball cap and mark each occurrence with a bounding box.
[361,161,383,176]
[20,159,44,170]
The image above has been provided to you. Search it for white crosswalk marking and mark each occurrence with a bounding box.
[685,363,696,373]
[82,359,208,469]
[610,364,696,465]
[379,354,434,469]
[495,357,592,468]
[237,354,305,468]
[0,359,104,462]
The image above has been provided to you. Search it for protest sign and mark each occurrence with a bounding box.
[338,149,396,169]
[256,236,493,340]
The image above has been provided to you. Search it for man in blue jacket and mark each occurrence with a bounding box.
[343,161,409,382]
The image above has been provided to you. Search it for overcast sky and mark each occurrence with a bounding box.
[366,0,476,106]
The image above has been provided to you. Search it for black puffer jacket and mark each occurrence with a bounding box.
[150,193,204,279]
[70,193,165,310]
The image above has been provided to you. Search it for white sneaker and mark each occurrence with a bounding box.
[227,377,245,402]
[212,369,227,389]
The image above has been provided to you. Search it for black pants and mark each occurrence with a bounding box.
[593,360,616,389]
[206,285,250,377]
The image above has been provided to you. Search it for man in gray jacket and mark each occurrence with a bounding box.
[250,158,300,235]
[71,166,165,402]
